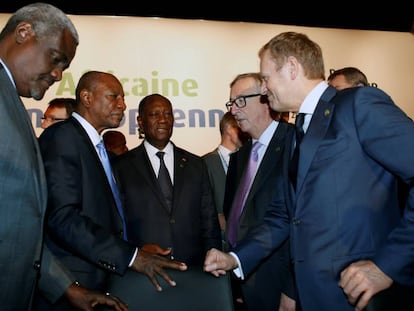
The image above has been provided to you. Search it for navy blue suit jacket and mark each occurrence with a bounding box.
[235,86,414,310]
[39,117,136,292]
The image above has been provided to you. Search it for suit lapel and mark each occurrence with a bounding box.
[171,146,189,213]
[247,123,287,205]
[0,65,47,213]
[235,141,252,190]
[129,144,171,210]
[296,88,336,195]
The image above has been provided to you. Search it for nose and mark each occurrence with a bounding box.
[50,67,63,82]
[230,104,239,114]
[116,96,127,111]
[260,83,267,95]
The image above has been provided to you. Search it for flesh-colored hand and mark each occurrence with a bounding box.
[339,260,392,311]
[131,245,187,291]
[203,248,237,277]
[65,282,129,311]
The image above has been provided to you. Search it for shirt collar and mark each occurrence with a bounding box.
[144,140,174,158]
[72,112,101,146]
[0,58,16,88]
[298,81,329,115]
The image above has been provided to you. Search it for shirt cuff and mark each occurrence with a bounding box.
[128,248,138,267]
[229,251,244,280]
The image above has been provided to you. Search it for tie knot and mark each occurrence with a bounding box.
[252,141,262,154]
[251,141,262,161]
[295,113,305,128]
[156,151,165,160]
[97,140,105,150]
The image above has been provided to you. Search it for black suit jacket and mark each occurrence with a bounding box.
[224,121,293,311]
[38,117,136,293]
[112,142,222,266]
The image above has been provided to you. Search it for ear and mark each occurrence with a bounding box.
[287,56,299,80]
[15,22,35,44]
[79,89,91,107]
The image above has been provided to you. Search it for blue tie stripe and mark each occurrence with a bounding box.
[97,141,128,240]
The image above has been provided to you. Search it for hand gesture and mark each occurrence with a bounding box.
[140,243,172,255]
[203,248,238,277]
[131,244,187,291]
[65,282,128,311]
[339,260,392,311]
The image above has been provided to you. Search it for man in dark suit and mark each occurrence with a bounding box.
[202,111,243,233]
[112,93,222,267]
[204,31,414,311]
[223,72,294,311]
[0,4,129,311]
[37,72,187,310]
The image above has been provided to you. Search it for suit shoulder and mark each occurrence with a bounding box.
[39,119,76,144]
[277,120,294,132]
[175,146,200,160]
[202,149,218,160]
[112,146,142,165]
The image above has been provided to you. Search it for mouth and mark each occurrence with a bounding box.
[234,114,244,122]
[41,79,52,90]
[156,127,170,132]
[112,113,124,121]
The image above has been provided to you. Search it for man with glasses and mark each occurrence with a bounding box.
[223,72,294,311]
[41,97,75,129]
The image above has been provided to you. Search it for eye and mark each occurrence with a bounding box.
[105,94,121,101]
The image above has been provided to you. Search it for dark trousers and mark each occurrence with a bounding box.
[364,282,414,311]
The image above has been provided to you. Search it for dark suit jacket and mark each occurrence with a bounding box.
[38,117,136,295]
[202,148,226,216]
[112,142,222,266]
[0,63,74,309]
[224,121,292,311]
[236,86,414,310]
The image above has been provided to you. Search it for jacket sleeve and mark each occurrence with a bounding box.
[38,245,75,303]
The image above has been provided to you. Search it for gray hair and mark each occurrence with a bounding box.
[0,2,79,44]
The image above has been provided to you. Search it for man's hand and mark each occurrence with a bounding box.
[140,243,172,256]
[131,245,187,291]
[203,248,238,277]
[279,293,296,311]
[339,260,393,311]
[65,282,128,311]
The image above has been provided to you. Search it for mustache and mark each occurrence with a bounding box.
[39,74,57,86]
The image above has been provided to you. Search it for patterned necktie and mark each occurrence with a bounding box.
[97,141,127,240]
[227,141,263,247]
[156,151,173,211]
[289,113,306,190]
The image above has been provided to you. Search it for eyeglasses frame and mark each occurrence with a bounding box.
[225,93,262,111]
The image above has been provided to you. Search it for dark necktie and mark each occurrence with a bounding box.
[227,141,263,247]
[97,141,128,240]
[289,113,305,190]
[156,151,173,211]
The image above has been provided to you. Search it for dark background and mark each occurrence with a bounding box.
[0,2,413,33]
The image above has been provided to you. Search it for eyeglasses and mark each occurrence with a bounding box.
[225,93,262,111]
[41,116,67,123]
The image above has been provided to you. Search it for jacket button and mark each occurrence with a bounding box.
[33,260,41,271]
